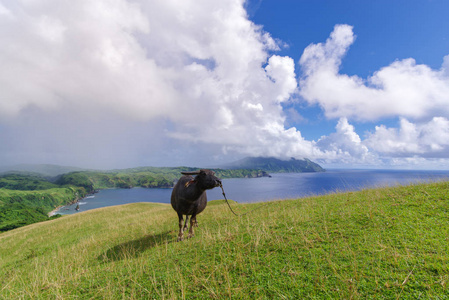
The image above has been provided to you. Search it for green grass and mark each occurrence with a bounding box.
[1,181,448,299]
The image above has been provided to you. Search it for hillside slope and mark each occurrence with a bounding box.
[225,157,325,172]
[1,182,448,298]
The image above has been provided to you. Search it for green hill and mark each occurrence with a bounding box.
[0,173,58,190]
[225,157,325,172]
[1,181,448,298]
[0,164,90,177]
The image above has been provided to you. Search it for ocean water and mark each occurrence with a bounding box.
[53,169,449,215]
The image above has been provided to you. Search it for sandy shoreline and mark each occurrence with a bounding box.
[48,194,88,217]
[48,206,63,217]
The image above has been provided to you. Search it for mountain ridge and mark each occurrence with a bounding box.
[223,157,325,173]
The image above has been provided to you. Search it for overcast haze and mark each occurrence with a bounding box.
[1,0,449,170]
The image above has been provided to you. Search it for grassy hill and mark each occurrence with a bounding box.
[1,181,448,298]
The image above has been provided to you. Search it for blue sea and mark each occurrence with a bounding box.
[53,169,449,215]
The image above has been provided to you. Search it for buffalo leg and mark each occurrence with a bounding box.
[183,215,190,232]
[188,214,197,238]
[192,216,199,227]
[177,212,184,241]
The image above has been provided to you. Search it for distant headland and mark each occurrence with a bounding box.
[222,157,325,173]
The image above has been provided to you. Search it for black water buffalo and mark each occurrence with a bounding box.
[171,169,221,241]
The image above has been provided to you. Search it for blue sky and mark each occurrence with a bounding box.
[249,0,449,140]
[1,0,449,169]
[250,0,449,74]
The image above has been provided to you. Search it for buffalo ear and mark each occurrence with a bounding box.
[181,171,201,175]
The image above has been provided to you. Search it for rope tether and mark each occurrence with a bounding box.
[219,184,270,217]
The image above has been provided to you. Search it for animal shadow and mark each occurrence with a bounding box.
[99,231,174,262]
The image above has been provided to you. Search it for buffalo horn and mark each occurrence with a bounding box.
[181,171,201,175]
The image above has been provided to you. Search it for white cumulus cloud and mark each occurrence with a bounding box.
[299,24,449,121]
[296,24,449,169]
[316,118,370,162]
[0,0,312,167]
[365,117,449,157]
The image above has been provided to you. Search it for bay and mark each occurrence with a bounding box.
[53,169,449,215]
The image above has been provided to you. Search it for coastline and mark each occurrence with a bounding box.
[48,193,95,217]
[48,206,63,217]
